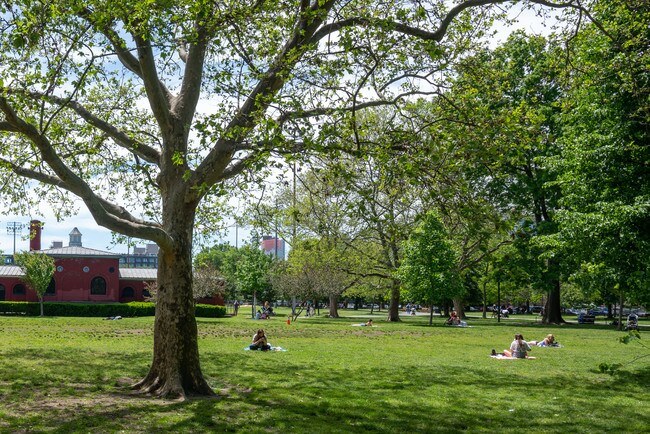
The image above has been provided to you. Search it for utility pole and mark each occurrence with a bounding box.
[6,222,23,257]
[291,161,297,315]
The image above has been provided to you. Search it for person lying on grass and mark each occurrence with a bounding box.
[352,320,375,326]
[529,334,559,347]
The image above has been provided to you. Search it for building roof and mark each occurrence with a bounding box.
[119,268,157,280]
[36,246,120,258]
[0,265,23,277]
[0,265,158,280]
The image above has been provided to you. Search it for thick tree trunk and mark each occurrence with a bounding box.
[453,299,465,319]
[328,294,339,318]
[543,279,564,324]
[387,279,400,322]
[133,207,213,399]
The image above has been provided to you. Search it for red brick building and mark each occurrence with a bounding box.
[0,221,222,305]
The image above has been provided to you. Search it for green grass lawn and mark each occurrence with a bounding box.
[0,309,648,433]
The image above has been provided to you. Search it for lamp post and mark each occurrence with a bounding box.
[497,278,501,323]
[6,222,23,256]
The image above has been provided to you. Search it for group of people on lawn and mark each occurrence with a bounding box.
[249,307,558,356]
[443,310,559,358]
[492,333,558,358]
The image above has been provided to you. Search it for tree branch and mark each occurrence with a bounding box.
[193,0,338,188]
[276,91,436,125]
[77,7,143,78]
[0,97,172,248]
[0,121,20,133]
[77,7,175,134]
[309,0,585,45]
[175,21,209,127]
[133,33,174,131]
[6,88,161,165]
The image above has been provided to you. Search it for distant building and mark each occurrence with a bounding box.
[120,243,159,268]
[0,220,222,305]
[261,236,285,259]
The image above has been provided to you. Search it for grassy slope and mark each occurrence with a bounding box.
[0,309,647,433]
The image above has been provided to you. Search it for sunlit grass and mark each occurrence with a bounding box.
[0,310,647,433]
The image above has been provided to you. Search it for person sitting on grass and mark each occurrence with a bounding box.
[446,310,468,327]
[504,333,532,358]
[250,329,271,351]
[446,311,460,325]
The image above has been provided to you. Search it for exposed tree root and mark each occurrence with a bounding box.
[131,373,215,400]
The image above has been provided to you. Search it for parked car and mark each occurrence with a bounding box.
[588,307,608,316]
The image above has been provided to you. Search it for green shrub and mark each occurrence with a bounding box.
[195,303,226,318]
[0,301,225,318]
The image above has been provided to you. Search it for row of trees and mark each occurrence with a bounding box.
[235,2,649,328]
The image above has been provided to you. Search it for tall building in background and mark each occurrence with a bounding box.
[261,236,285,259]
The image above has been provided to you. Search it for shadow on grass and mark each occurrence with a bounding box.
[1,333,648,433]
[2,356,648,433]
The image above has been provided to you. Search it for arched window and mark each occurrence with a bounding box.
[45,278,55,295]
[90,277,107,295]
[0,284,5,301]
[13,284,26,295]
[122,287,134,298]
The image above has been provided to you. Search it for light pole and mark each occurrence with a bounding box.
[497,278,501,323]
[6,222,23,256]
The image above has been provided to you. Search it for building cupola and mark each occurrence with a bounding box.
[69,227,83,247]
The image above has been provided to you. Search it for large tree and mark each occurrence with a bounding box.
[435,31,568,323]
[549,0,650,326]
[0,1,586,398]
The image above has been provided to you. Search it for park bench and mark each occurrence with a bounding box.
[577,314,595,324]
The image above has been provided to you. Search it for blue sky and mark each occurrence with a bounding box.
[0,209,248,255]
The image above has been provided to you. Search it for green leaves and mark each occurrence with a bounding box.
[397,210,463,305]
[551,1,650,306]
[14,251,56,303]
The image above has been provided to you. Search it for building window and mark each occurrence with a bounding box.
[0,284,5,301]
[13,284,26,295]
[90,277,107,295]
[45,278,55,295]
[109,267,115,273]
[122,287,134,298]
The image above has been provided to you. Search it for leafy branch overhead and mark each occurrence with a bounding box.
[0,1,588,243]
